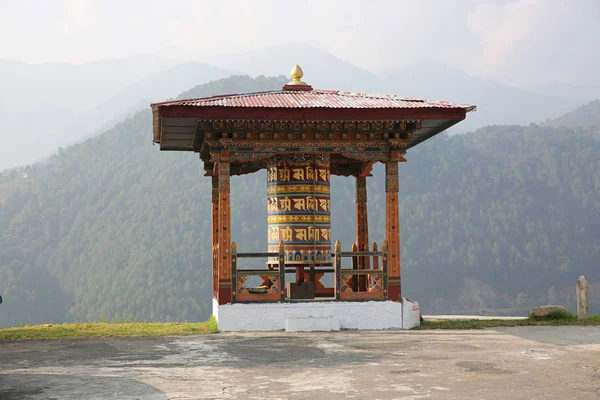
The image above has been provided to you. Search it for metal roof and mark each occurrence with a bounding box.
[153,90,476,112]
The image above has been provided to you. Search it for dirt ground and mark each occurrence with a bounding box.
[1,326,599,399]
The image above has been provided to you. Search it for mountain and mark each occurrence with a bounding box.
[543,100,600,128]
[54,62,232,146]
[378,60,578,133]
[529,82,600,104]
[1,75,599,327]
[0,55,229,170]
[204,43,385,93]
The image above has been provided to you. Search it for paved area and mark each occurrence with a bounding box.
[1,326,600,399]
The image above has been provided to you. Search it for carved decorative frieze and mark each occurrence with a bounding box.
[212,176,219,203]
[228,151,277,163]
[341,273,354,293]
[330,164,359,177]
[267,275,281,293]
[236,275,249,295]
[231,164,264,176]
[210,152,221,163]
[369,274,382,293]
[200,119,418,134]
[207,139,390,149]
[218,162,230,191]
[338,150,390,163]
[356,176,367,203]
[385,162,399,193]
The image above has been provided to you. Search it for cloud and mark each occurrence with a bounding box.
[0,0,597,85]
[57,0,96,34]
[466,0,572,81]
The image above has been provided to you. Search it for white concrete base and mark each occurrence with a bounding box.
[402,299,421,330]
[213,298,418,332]
[285,316,340,332]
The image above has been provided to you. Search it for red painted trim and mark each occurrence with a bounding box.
[218,286,232,305]
[159,106,466,121]
[387,284,401,302]
[282,84,313,91]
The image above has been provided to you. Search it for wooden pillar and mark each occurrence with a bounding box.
[351,243,359,292]
[217,154,232,305]
[278,241,286,302]
[356,176,369,291]
[334,240,342,300]
[230,241,237,303]
[211,175,219,300]
[385,154,402,301]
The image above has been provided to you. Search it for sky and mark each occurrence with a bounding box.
[0,0,599,86]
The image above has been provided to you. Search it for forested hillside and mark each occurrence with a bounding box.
[1,75,599,327]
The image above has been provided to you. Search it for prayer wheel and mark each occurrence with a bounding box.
[267,154,331,265]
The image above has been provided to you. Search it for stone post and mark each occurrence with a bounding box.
[577,275,589,320]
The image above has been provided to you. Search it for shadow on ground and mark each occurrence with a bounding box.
[0,374,165,400]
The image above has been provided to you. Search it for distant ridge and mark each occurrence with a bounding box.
[378,60,578,133]
[543,100,600,128]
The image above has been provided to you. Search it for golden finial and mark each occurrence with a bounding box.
[288,64,307,86]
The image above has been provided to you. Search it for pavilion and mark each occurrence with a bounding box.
[151,65,475,331]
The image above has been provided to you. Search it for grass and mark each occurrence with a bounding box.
[3,314,599,338]
[0,316,219,340]
[417,315,600,330]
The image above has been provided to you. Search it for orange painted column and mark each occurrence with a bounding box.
[356,176,369,290]
[385,156,402,301]
[217,154,232,305]
[212,175,219,300]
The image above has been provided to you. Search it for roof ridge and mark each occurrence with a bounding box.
[336,91,404,100]
[151,90,476,111]
[156,90,283,105]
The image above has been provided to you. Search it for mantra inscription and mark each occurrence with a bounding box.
[267,155,331,264]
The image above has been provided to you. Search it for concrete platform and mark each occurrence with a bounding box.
[213,298,421,331]
[1,326,599,399]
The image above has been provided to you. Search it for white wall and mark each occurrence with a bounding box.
[213,299,405,332]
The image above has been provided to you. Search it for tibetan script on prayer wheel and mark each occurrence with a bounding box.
[267,154,331,264]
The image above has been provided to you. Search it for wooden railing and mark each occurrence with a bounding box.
[335,240,388,300]
[229,240,387,303]
[231,241,285,303]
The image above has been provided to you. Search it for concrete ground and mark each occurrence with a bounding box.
[424,315,528,320]
[1,327,599,399]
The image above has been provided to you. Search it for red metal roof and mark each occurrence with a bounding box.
[153,90,476,112]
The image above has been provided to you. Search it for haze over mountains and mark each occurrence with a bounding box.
[1,43,598,170]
